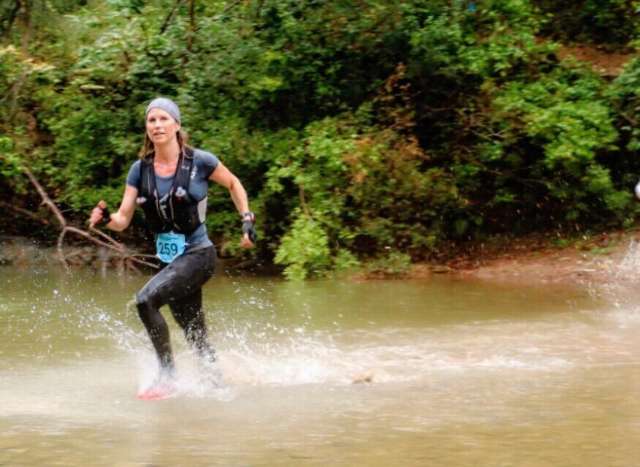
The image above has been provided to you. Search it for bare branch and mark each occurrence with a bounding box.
[23,167,66,227]
[65,226,124,251]
[56,229,69,270]
[187,0,196,53]
[0,0,21,37]
[122,254,160,269]
[0,201,49,225]
[224,0,243,15]
[21,166,158,272]
[298,183,311,217]
[7,0,33,120]
[160,0,184,34]
[89,225,126,249]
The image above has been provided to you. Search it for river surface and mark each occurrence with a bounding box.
[1,263,639,466]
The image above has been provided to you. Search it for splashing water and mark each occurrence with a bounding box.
[611,239,640,281]
[1,268,640,466]
[1,270,636,389]
[586,239,640,313]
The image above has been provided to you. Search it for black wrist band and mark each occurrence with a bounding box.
[242,219,257,243]
[241,211,255,222]
[100,206,111,225]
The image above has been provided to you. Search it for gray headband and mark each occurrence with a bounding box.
[145,97,181,124]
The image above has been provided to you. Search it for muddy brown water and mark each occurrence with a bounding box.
[1,264,638,466]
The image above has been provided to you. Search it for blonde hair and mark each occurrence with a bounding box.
[138,129,191,159]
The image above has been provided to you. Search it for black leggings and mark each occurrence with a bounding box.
[135,245,216,375]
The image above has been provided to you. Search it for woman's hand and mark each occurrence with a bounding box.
[240,212,256,249]
[89,200,110,228]
[209,162,256,249]
[240,233,255,249]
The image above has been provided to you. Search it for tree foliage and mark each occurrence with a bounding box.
[1,0,639,278]
[534,0,640,47]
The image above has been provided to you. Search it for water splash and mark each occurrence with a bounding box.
[3,270,638,401]
[611,239,640,281]
[3,290,630,391]
[585,239,640,313]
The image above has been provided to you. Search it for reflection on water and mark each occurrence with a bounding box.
[1,263,639,466]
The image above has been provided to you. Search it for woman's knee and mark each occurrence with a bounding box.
[136,291,162,327]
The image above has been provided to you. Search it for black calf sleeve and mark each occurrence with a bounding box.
[136,298,175,372]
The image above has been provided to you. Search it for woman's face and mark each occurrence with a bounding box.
[146,108,180,146]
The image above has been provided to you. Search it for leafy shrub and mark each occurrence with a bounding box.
[365,251,412,277]
[474,65,630,228]
[274,213,331,280]
[534,0,640,47]
[3,0,640,278]
[608,58,640,153]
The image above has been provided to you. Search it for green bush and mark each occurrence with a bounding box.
[274,213,331,280]
[3,0,640,278]
[365,251,412,277]
[534,0,640,47]
[484,66,629,225]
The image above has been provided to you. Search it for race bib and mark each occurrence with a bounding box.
[156,231,186,263]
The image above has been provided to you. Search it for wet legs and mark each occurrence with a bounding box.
[136,283,176,376]
[135,246,216,375]
[169,288,216,364]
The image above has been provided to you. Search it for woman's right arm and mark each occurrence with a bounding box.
[89,185,138,231]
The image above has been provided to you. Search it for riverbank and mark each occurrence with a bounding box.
[412,229,640,287]
[3,230,640,286]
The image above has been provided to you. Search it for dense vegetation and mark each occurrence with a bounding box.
[1,0,639,278]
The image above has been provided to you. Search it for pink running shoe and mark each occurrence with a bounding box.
[137,379,177,401]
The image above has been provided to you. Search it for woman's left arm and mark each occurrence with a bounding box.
[209,161,255,248]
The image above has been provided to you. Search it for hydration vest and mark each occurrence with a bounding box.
[137,148,207,234]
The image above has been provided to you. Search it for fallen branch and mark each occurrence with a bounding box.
[0,201,49,225]
[22,166,158,272]
[23,167,66,228]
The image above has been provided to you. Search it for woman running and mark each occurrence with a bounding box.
[89,97,256,398]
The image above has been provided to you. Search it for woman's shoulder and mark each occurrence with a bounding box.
[126,159,143,186]
[190,147,220,170]
[191,147,218,161]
